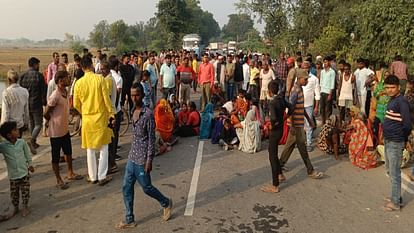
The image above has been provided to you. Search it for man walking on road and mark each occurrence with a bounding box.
[19,57,47,154]
[280,73,323,179]
[73,56,114,186]
[116,82,172,229]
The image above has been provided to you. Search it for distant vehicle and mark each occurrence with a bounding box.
[182,34,201,57]
[227,41,237,55]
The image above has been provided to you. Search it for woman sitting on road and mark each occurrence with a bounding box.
[235,107,261,153]
[199,103,214,139]
[154,99,175,142]
[348,106,377,169]
[317,115,347,160]
[175,101,200,137]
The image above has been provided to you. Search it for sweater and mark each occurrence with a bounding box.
[383,95,412,142]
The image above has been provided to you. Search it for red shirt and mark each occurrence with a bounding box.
[198,62,214,85]
[178,110,190,126]
[177,65,196,84]
[187,111,200,134]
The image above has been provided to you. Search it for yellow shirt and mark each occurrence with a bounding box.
[192,60,198,73]
[74,71,115,149]
[250,67,260,85]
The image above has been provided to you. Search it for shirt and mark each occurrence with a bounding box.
[47,78,57,99]
[320,67,336,94]
[302,74,321,107]
[104,74,117,114]
[390,61,408,80]
[290,83,305,128]
[242,63,250,84]
[1,84,29,129]
[249,67,260,85]
[383,95,412,142]
[146,64,158,87]
[177,66,196,84]
[0,139,32,180]
[354,68,374,96]
[160,63,177,88]
[47,62,58,84]
[226,62,235,83]
[269,95,287,130]
[141,81,152,108]
[198,62,215,85]
[48,88,69,138]
[129,107,155,165]
[19,68,47,112]
[110,70,123,113]
[274,60,288,80]
[119,63,135,89]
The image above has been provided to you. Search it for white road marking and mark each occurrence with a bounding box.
[401,173,414,194]
[0,147,50,181]
[184,140,204,216]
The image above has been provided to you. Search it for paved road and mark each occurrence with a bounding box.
[1,129,414,233]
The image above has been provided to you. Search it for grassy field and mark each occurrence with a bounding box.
[0,47,74,79]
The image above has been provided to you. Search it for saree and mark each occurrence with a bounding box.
[348,119,377,169]
[236,109,261,153]
[154,99,175,142]
[200,103,214,139]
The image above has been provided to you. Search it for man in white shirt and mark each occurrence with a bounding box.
[301,61,320,151]
[1,70,29,138]
[108,56,124,164]
[160,54,177,100]
[242,57,250,91]
[354,58,374,115]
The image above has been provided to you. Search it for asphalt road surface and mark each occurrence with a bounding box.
[1,129,414,233]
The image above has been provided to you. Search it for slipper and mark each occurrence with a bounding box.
[308,171,323,179]
[86,176,98,184]
[278,175,286,183]
[115,221,137,229]
[382,202,400,212]
[67,174,84,181]
[56,182,69,190]
[98,176,113,186]
[384,197,403,206]
[108,166,119,175]
[260,185,280,193]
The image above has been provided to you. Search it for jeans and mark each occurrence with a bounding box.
[269,128,283,187]
[384,140,405,206]
[304,106,314,147]
[123,160,169,224]
[280,127,314,174]
[227,83,235,101]
[29,110,43,142]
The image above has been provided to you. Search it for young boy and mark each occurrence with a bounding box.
[0,121,34,219]
[218,119,238,150]
[382,75,412,211]
[140,70,153,109]
[44,71,83,190]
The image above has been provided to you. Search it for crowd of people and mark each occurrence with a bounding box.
[0,47,413,227]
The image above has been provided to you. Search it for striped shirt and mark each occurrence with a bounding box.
[289,83,305,128]
[383,95,411,142]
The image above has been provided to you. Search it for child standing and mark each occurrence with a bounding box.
[382,75,412,211]
[141,70,153,109]
[0,121,34,219]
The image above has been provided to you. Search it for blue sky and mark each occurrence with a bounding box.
[0,0,262,40]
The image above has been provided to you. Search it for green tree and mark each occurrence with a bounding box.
[351,0,414,64]
[156,0,189,49]
[89,20,110,49]
[222,13,254,42]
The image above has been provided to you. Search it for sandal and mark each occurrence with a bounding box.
[260,185,280,193]
[278,174,286,183]
[67,174,84,181]
[115,221,137,229]
[382,202,400,212]
[86,176,98,184]
[98,176,112,186]
[308,171,323,179]
[56,182,69,190]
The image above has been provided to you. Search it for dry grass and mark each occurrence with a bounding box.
[0,47,74,78]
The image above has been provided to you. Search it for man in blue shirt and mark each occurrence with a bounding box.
[146,55,158,106]
[160,54,177,100]
[319,56,335,124]
[116,82,172,229]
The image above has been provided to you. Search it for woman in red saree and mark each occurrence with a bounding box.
[348,110,376,169]
[154,99,175,142]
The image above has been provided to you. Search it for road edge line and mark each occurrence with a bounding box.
[184,140,204,216]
